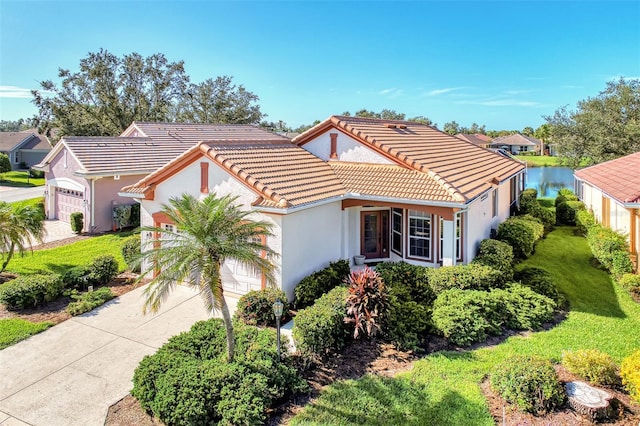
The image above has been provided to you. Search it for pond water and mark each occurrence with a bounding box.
[525,167,575,198]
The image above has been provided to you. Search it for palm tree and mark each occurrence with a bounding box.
[0,201,46,273]
[137,193,276,362]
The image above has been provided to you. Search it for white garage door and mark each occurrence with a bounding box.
[221,259,263,295]
[55,187,84,223]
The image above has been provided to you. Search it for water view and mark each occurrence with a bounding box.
[525,166,574,198]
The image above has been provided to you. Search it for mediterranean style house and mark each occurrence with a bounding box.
[574,151,640,271]
[34,123,286,232]
[120,116,526,299]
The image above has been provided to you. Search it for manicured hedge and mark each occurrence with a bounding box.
[292,286,351,357]
[496,216,544,259]
[375,261,433,304]
[472,239,514,282]
[87,254,119,285]
[427,263,506,294]
[575,209,596,235]
[492,284,556,331]
[121,234,141,273]
[294,259,350,309]
[618,273,640,298]
[132,319,307,425]
[70,212,83,233]
[0,274,64,310]
[518,188,555,230]
[235,288,290,327]
[556,200,586,226]
[587,224,633,278]
[555,188,579,206]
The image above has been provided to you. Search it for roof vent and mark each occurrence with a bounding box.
[385,123,397,129]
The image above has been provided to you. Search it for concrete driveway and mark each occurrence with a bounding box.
[0,285,212,426]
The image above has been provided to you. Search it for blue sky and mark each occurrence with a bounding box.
[1,1,639,130]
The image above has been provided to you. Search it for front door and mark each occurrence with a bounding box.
[361,211,389,259]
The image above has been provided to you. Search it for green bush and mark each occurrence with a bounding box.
[518,215,545,240]
[562,349,620,386]
[431,289,503,346]
[427,263,506,295]
[621,350,640,403]
[88,254,118,285]
[62,265,91,289]
[514,266,561,303]
[472,239,514,282]
[66,287,115,316]
[0,274,64,310]
[555,188,579,206]
[294,259,350,309]
[497,217,542,259]
[121,234,141,273]
[492,284,556,330]
[375,261,433,305]
[385,297,431,351]
[587,224,633,278]
[618,273,640,297]
[293,286,350,357]
[345,267,388,339]
[575,209,596,235]
[491,355,565,415]
[70,212,83,233]
[235,288,290,327]
[556,200,586,225]
[29,169,44,178]
[133,319,307,425]
[519,188,539,214]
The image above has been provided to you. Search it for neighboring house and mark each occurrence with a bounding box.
[574,151,640,271]
[0,130,52,170]
[492,133,543,155]
[120,116,526,299]
[34,122,287,233]
[455,133,492,148]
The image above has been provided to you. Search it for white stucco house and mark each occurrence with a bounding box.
[575,151,640,271]
[120,116,526,299]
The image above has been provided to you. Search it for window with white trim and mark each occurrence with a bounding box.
[492,189,498,218]
[408,209,431,259]
[391,208,403,255]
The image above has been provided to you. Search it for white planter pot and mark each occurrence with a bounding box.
[354,255,366,266]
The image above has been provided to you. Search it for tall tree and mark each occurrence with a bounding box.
[136,194,276,362]
[443,121,461,135]
[408,115,435,127]
[521,126,535,136]
[545,78,640,167]
[177,76,264,124]
[0,201,46,273]
[32,49,189,139]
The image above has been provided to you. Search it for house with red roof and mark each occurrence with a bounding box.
[574,151,640,270]
[34,123,286,232]
[120,116,526,299]
[455,133,492,148]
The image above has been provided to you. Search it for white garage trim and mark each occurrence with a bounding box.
[48,178,84,192]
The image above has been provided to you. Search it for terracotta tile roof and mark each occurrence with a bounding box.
[575,151,640,204]
[125,122,288,144]
[293,115,525,201]
[330,162,460,202]
[455,133,492,145]
[122,141,346,208]
[493,133,541,147]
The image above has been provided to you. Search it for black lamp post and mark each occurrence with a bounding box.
[273,298,284,360]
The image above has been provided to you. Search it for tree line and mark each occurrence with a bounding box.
[22,49,640,167]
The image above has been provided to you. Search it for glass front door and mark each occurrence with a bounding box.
[360,211,389,259]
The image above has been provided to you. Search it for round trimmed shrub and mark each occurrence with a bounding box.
[491,355,565,415]
[472,239,514,282]
[385,297,431,351]
[562,349,620,386]
[514,266,561,303]
[70,212,83,233]
[618,273,640,297]
[0,274,64,310]
[556,200,586,225]
[88,254,118,285]
[427,263,506,295]
[62,265,91,289]
[621,350,640,403]
[294,259,349,309]
[292,286,350,357]
[235,288,290,327]
[121,234,141,273]
[497,217,538,259]
[431,289,502,346]
[493,284,556,330]
[375,261,433,304]
[555,188,579,206]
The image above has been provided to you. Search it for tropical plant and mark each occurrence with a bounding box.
[136,194,276,362]
[345,266,389,339]
[0,201,46,273]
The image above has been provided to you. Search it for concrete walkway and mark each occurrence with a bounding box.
[0,285,212,426]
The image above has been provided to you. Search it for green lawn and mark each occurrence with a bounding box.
[514,155,561,167]
[0,318,53,350]
[5,233,131,275]
[291,227,640,425]
[9,197,43,209]
[0,171,45,187]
